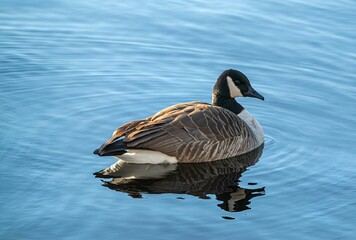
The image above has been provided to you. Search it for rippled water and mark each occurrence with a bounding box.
[1,0,356,239]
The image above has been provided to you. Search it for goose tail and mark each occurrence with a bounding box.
[93,138,127,156]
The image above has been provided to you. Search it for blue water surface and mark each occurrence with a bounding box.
[1,0,356,239]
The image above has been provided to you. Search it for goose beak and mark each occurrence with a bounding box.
[245,86,264,101]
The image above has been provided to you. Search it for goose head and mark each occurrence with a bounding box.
[213,69,264,101]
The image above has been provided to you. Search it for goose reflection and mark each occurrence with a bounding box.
[94,144,265,213]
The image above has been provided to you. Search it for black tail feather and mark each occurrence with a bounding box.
[93,138,127,156]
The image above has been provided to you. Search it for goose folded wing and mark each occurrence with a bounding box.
[119,103,255,162]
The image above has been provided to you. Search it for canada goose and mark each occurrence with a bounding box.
[94,69,264,164]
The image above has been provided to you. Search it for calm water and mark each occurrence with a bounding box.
[1,0,356,239]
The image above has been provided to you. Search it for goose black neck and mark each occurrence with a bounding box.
[212,94,244,114]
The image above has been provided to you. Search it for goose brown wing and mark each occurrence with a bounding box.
[104,102,204,146]
[110,102,259,163]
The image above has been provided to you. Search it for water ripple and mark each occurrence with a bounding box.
[1,0,356,239]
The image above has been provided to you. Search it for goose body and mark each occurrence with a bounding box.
[94,69,264,164]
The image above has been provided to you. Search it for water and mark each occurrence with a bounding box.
[1,0,355,239]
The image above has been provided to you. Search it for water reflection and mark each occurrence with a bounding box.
[94,144,265,213]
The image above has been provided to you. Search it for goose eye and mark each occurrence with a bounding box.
[239,84,248,93]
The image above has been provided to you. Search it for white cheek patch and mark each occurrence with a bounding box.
[227,76,243,98]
